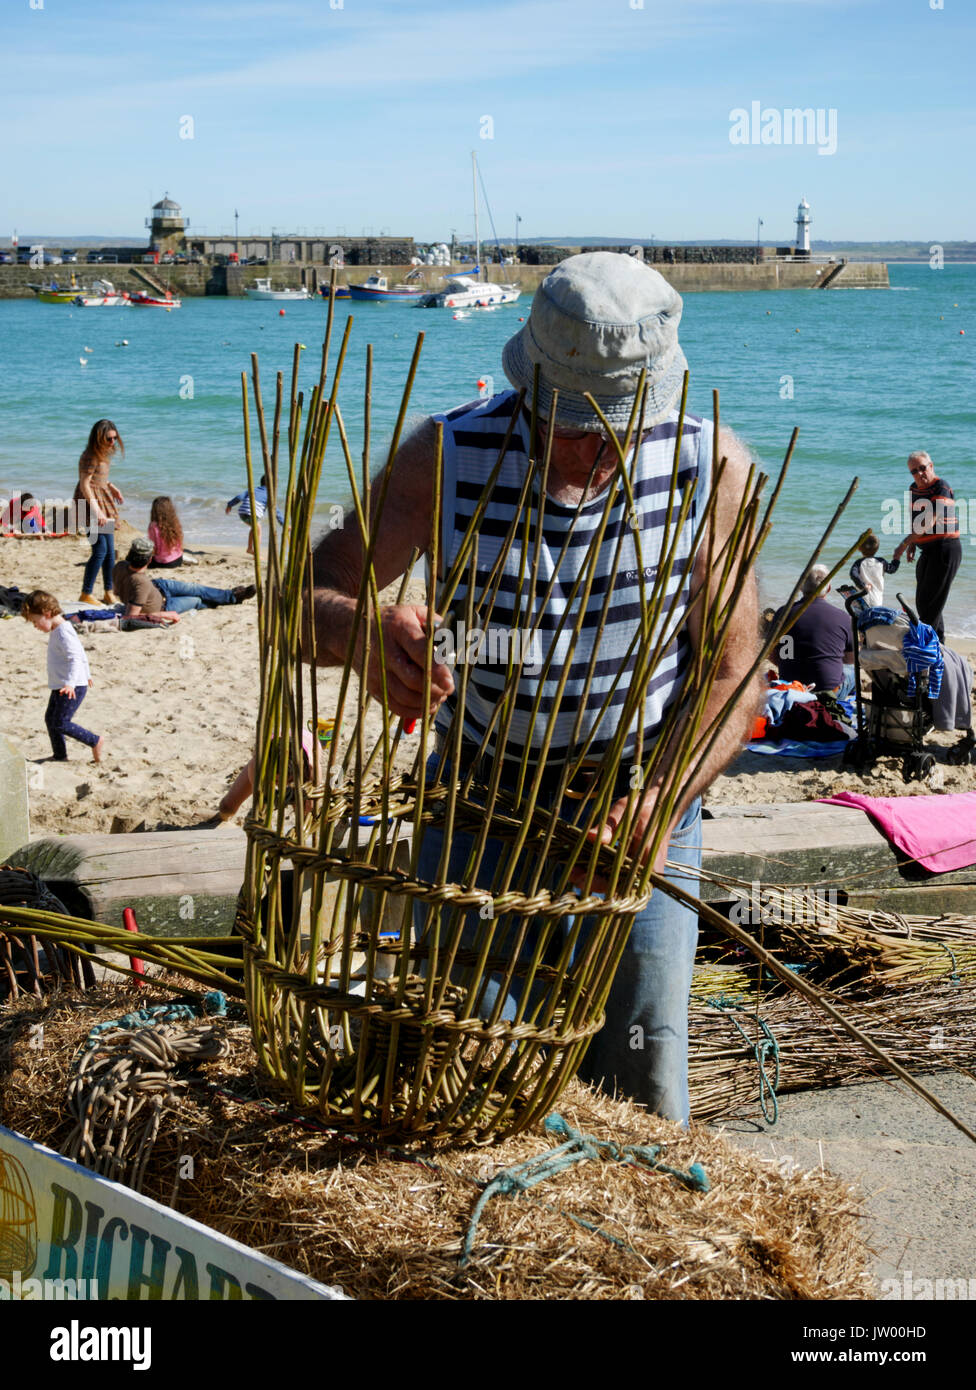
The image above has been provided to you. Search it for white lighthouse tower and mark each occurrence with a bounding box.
[794,197,812,255]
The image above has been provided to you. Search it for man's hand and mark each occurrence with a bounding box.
[571,785,672,892]
[365,604,454,721]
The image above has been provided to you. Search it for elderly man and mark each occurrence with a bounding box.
[893,450,961,641]
[311,252,758,1123]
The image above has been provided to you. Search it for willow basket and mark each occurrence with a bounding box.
[236,300,837,1142]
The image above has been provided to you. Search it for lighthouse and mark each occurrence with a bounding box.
[145,195,188,255]
[794,197,812,255]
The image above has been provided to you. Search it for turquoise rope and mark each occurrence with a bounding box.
[79,990,227,1055]
[693,993,780,1124]
[459,1111,709,1267]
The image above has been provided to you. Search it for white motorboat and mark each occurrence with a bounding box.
[246,277,310,301]
[417,153,521,309]
[418,275,520,309]
[73,279,132,308]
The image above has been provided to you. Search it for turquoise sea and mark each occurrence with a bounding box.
[1,264,973,634]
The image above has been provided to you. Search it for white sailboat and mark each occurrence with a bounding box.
[418,154,521,309]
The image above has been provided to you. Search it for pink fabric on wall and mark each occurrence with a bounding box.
[818,791,976,873]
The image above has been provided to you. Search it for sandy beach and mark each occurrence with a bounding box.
[2,529,975,840]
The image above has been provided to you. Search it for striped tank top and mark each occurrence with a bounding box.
[432,390,714,769]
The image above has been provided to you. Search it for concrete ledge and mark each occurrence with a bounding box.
[702,801,976,915]
[0,736,30,863]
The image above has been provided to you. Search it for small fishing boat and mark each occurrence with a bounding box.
[129,289,182,309]
[348,274,425,303]
[417,275,520,309]
[246,277,310,301]
[34,277,85,304]
[318,284,351,300]
[72,279,132,308]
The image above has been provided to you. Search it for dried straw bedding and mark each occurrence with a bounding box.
[0,986,872,1300]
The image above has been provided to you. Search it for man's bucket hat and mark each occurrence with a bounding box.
[502,251,687,431]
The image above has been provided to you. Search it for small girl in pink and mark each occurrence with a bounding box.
[147,496,184,568]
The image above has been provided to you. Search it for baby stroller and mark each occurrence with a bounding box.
[842,588,976,783]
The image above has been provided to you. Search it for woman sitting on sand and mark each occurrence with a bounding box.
[75,419,124,605]
[147,496,184,568]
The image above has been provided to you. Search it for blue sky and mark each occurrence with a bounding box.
[2,0,973,243]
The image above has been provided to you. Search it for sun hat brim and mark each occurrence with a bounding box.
[502,328,688,432]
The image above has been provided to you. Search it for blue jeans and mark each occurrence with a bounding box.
[46,687,98,759]
[152,578,237,614]
[414,759,701,1123]
[835,663,856,701]
[82,530,115,594]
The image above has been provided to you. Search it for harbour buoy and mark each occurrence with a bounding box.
[795,328,800,333]
[961,330,966,335]
[765,311,771,315]
[518,317,524,322]
[453,313,460,320]
[84,345,93,353]
[476,378,486,390]
[279,308,286,316]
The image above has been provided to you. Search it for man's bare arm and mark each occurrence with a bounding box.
[664,425,762,813]
[310,418,454,718]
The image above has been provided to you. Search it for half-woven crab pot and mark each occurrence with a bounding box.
[236,305,831,1143]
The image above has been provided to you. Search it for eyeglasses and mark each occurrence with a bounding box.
[106,434,118,442]
[909,466,929,475]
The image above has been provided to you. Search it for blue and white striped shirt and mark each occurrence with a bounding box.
[432,390,713,769]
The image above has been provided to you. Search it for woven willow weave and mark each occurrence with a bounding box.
[237,304,848,1142]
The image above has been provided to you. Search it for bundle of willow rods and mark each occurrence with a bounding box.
[695,872,976,990]
[233,280,880,1143]
[688,976,976,1124]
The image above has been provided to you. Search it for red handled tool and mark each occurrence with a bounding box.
[122,907,146,985]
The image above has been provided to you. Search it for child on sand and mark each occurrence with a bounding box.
[850,531,900,610]
[225,475,285,555]
[147,496,185,568]
[22,590,104,762]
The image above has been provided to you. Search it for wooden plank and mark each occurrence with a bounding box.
[700,801,976,907]
[7,825,416,940]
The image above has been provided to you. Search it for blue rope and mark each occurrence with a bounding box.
[79,990,227,1055]
[459,1111,709,1267]
[693,993,781,1125]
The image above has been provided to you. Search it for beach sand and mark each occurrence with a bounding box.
[2,531,975,839]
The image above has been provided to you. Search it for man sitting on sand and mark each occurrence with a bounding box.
[309,251,759,1125]
[113,536,256,616]
[773,564,855,701]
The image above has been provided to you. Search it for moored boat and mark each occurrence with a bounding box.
[246,277,310,301]
[417,275,520,309]
[318,284,351,300]
[128,290,182,308]
[348,274,425,303]
[73,279,132,308]
[34,277,86,304]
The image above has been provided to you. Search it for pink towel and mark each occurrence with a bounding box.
[818,791,976,873]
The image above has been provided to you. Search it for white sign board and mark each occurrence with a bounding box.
[0,1125,349,1301]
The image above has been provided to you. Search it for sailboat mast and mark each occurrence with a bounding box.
[471,150,481,282]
